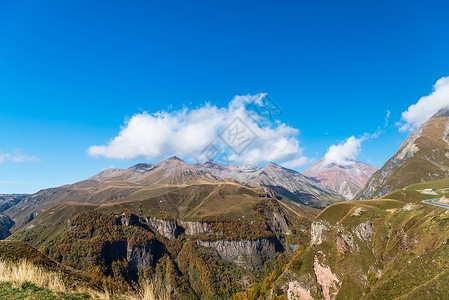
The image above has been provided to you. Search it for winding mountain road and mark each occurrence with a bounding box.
[422,198,449,210]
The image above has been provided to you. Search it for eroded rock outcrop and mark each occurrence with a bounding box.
[312,220,374,255]
[336,235,349,254]
[267,207,293,235]
[287,280,313,300]
[313,252,340,300]
[127,241,155,270]
[311,221,330,245]
[197,237,281,269]
[337,230,359,252]
[115,213,139,226]
[147,217,180,239]
[354,221,374,242]
[181,221,215,235]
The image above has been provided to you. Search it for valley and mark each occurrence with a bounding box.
[0,157,341,299]
[3,110,449,299]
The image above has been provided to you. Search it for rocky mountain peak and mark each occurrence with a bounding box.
[167,155,184,161]
[432,106,449,118]
[263,162,294,173]
[265,162,280,168]
[201,159,228,171]
[156,156,188,168]
[303,158,378,200]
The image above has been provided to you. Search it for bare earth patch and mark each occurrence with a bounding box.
[351,207,366,216]
[313,253,340,300]
[287,281,313,300]
[401,203,417,212]
[437,196,449,204]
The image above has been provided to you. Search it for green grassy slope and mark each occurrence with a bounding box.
[0,282,90,300]
[259,178,449,299]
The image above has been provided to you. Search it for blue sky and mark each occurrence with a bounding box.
[1,0,449,193]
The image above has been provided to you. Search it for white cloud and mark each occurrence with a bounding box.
[0,149,40,164]
[322,110,390,167]
[323,136,364,167]
[282,156,312,169]
[399,76,449,132]
[88,94,309,168]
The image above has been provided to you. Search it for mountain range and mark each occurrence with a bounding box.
[6,157,345,232]
[3,157,344,297]
[3,108,449,299]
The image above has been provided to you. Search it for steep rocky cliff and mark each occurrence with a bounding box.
[357,107,449,200]
[197,237,281,269]
[127,241,156,270]
[180,221,215,236]
[147,217,182,239]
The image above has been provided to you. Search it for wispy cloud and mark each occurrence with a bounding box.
[323,110,390,167]
[398,76,449,132]
[0,149,40,164]
[88,94,310,168]
[384,110,390,127]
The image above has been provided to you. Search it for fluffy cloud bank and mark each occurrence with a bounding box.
[399,76,449,132]
[323,136,364,167]
[88,94,309,168]
[0,149,40,164]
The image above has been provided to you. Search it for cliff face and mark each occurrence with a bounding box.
[310,219,374,253]
[197,237,281,269]
[62,209,293,275]
[148,217,181,239]
[180,221,214,236]
[127,242,155,270]
[144,217,284,269]
[144,218,220,239]
[260,203,293,235]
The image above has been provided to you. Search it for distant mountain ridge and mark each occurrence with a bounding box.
[0,194,26,239]
[5,157,344,230]
[89,156,346,208]
[303,158,379,200]
[357,107,449,200]
[4,157,341,296]
[0,194,28,212]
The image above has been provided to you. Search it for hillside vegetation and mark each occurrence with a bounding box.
[7,195,311,299]
[0,241,171,299]
[0,157,344,298]
[257,178,449,299]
